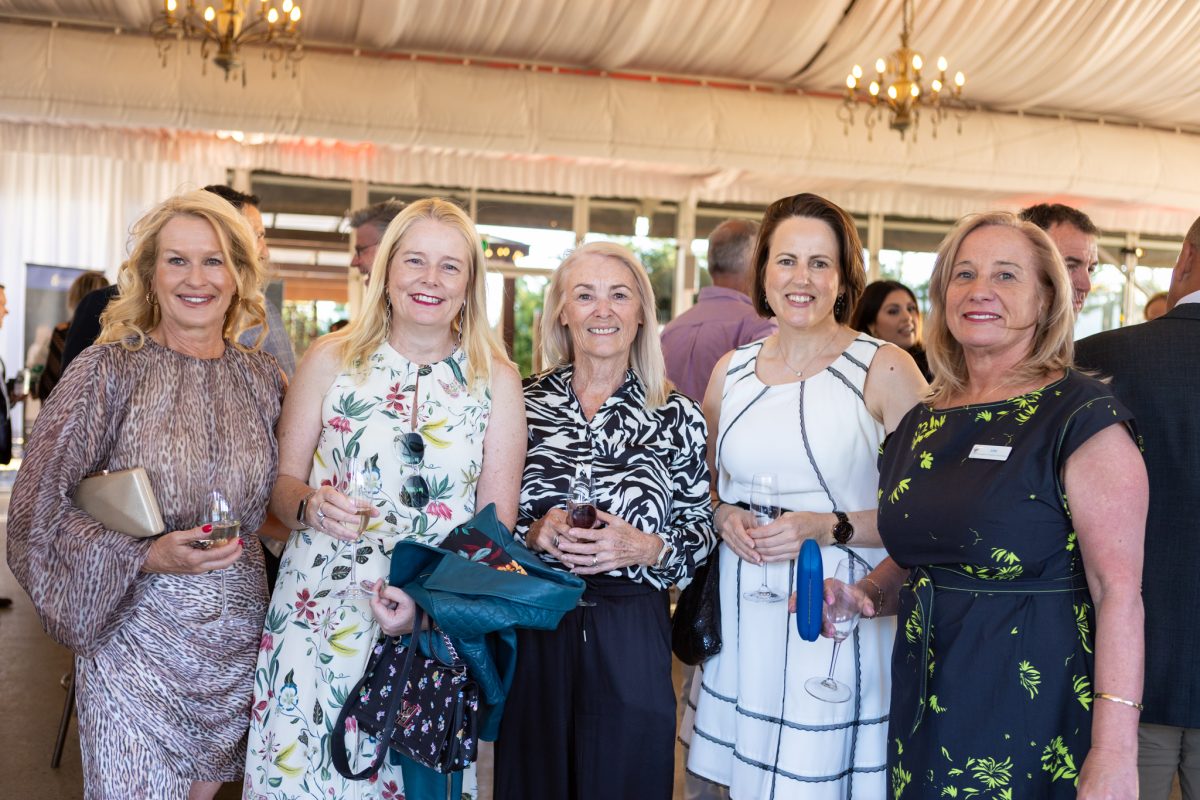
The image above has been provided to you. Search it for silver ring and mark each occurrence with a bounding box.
[552,534,560,548]
[592,554,598,567]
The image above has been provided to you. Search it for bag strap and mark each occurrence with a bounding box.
[332,608,426,781]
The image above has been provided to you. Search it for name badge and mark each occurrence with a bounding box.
[970,444,1012,461]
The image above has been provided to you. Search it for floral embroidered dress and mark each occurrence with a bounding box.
[244,342,490,800]
[876,371,1134,799]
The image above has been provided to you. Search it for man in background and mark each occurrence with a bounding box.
[661,219,774,402]
[348,199,406,283]
[1144,291,1170,322]
[202,185,296,378]
[1075,215,1200,798]
[1019,203,1100,317]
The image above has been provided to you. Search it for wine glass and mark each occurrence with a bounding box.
[333,457,373,601]
[805,557,867,703]
[567,463,598,530]
[742,472,783,603]
[566,463,598,607]
[198,488,240,624]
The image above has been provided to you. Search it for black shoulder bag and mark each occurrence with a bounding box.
[671,551,722,665]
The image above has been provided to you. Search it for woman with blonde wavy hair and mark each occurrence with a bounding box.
[244,197,525,799]
[8,189,284,799]
[845,211,1146,798]
[495,241,716,800]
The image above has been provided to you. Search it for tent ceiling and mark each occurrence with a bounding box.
[1,1,1198,239]
[4,0,1200,130]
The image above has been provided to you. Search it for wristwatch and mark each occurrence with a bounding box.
[652,539,674,570]
[832,511,854,544]
[296,490,317,525]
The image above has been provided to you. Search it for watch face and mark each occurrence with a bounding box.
[833,515,854,544]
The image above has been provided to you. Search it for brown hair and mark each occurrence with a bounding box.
[750,193,865,323]
[67,271,109,317]
[926,212,1075,404]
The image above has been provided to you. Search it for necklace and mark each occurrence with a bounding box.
[779,328,842,379]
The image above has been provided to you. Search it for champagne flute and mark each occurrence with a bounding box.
[333,457,372,601]
[566,463,598,607]
[197,488,240,624]
[805,557,866,703]
[743,472,783,603]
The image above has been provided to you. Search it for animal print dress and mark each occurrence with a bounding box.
[8,338,283,798]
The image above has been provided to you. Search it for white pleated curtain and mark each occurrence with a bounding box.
[0,128,225,382]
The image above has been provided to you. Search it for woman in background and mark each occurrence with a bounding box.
[850,279,932,380]
[35,269,109,399]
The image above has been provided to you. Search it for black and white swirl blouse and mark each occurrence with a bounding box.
[517,364,716,590]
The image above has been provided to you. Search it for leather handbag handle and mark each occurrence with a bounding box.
[332,608,426,780]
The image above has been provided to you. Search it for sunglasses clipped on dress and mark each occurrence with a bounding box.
[394,364,432,509]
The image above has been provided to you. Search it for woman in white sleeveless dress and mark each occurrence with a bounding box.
[244,199,525,799]
[681,194,927,799]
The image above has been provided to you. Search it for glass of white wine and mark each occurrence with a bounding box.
[198,488,240,624]
[743,472,784,603]
[334,456,372,601]
[805,557,866,703]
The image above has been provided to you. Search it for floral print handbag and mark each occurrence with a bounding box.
[332,607,479,782]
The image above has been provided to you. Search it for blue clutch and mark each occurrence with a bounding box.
[795,538,824,642]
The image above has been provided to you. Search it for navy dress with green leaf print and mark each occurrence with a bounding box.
[876,370,1135,799]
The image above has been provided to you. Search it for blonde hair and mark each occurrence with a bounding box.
[539,241,671,409]
[332,198,508,392]
[97,190,266,351]
[926,212,1075,404]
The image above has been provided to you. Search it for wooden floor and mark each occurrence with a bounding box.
[0,477,1175,799]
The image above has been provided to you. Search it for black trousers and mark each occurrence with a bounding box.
[495,574,676,800]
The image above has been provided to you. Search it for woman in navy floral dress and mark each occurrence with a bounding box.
[851,212,1146,799]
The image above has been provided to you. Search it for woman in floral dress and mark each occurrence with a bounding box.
[860,212,1146,798]
[243,198,525,800]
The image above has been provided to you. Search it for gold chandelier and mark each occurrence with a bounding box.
[151,0,305,84]
[839,0,966,140]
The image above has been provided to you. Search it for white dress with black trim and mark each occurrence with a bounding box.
[681,335,897,800]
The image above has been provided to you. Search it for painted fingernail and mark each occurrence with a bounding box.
[202,524,213,533]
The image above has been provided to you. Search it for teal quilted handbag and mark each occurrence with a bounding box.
[387,503,586,637]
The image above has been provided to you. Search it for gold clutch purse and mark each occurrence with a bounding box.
[72,467,166,539]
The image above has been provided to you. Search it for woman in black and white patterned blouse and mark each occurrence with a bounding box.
[494,241,716,800]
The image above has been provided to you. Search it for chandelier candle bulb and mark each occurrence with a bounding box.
[839,0,967,138]
[150,0,306,83]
